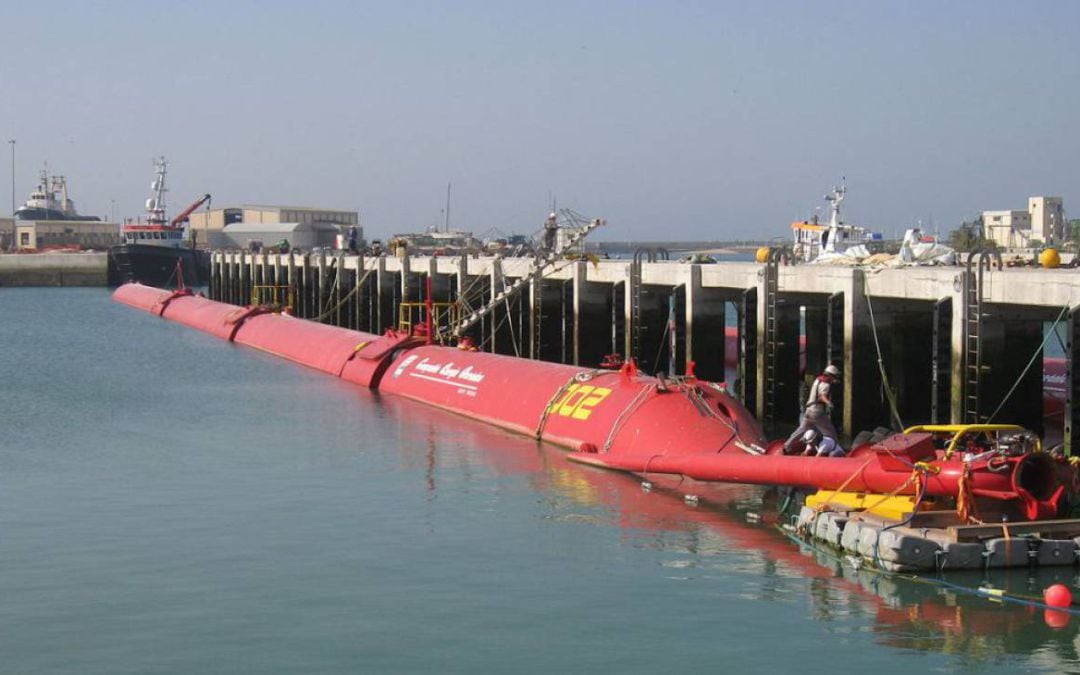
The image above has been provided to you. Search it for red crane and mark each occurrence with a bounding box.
[169,193,211,228]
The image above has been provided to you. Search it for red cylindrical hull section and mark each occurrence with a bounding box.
[234,313,378,379]
[113,283,174,312]
[112,284,387,387]
[168,296,256,340]
[379,345,765,456]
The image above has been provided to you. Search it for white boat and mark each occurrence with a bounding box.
[790,183,881,262]
[14,168,100,221]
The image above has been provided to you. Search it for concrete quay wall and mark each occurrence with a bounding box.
[0,253,109,287]
[209,250,1080,452]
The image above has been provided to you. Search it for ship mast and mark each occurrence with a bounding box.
[822,179,846,253]
[146,156,168,225]
[824,181,845,228]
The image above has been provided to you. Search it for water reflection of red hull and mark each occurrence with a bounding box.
[380,396,1080,662]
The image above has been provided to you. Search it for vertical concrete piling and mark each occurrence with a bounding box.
[1066,308,1080,455]
[575,261,613,367]
[375,256,393,333]
[684,265,727,382]
[843,269,881,439]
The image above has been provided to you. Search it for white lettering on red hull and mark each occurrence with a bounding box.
[406,357,486,396]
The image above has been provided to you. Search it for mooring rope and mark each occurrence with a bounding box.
[534,370,606,440]
[985,300,1072,424]
[860,270,904,430]
[312,268,372,322]
[602,383,654,452]
[798,457,875,535]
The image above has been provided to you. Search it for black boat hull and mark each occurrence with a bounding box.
[107,245,210,288]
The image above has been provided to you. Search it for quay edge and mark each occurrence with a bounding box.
[0,252,108,287]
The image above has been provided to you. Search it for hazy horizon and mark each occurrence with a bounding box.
[2,1,1077,241]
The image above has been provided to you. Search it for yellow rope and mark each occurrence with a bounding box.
[804,459,944,533]
[956,463,975,523]
[858,469,922,517]
[798,457,874,534]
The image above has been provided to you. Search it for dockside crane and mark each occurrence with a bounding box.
[450,212,604,340]
[170,193,212,228]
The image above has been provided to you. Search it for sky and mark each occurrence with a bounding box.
[1,1,1077,241]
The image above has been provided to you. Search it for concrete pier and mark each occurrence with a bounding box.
[0,252,108,286]
[209,250,1080,450]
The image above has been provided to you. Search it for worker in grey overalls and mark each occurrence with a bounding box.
[783,364,840,454]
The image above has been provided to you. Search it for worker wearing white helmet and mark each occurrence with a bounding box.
[800,429,845,457]
[783,364,841,454]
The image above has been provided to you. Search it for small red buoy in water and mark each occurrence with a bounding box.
[1044,584,1073,608]
[1044,609,1071,630]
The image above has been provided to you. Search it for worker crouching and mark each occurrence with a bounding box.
[799,429,845,457]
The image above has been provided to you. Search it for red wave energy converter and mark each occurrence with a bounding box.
[114,283,1073,522]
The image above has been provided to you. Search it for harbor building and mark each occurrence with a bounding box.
[983,195,1067,248]
[188,205,360,250]
[0,216,13,250]
[982,209,1032,248]
[217,221,343,251]
[1029,196,1066,244]
[15,219,120,250]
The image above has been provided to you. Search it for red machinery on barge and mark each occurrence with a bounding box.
[113,282,1077,524]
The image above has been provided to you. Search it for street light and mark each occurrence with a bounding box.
[8,139,14,251]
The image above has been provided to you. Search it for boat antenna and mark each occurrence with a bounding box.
[445,181,451,233]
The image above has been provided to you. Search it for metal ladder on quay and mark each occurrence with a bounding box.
[629,251,644,365]
[628,247,668,370]
[962,249,1002,424]
[530,276,543,359]
[762,248,784,429]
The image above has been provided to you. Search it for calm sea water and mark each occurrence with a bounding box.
[1,287,1079,674]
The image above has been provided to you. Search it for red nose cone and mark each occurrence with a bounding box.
[1044,583,1073,609]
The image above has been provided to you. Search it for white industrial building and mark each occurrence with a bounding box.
[218,221,343,251]
[1029,196,1066,245]
[14,219,120,251]
[188,204,360,250]
[983,196,1065,248]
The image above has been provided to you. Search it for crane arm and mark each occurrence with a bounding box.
[170,193,212,228]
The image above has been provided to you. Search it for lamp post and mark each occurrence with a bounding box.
[8,139,14,251]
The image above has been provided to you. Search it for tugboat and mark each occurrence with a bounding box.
[14,168,101,221]
[107,157,211,287]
